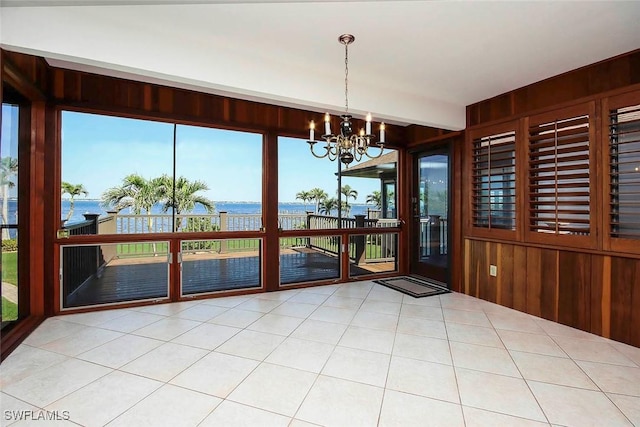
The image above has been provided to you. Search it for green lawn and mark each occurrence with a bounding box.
[117,239,266,256]
[117,242,169,256]
[1,251,18,285]
[2,296,17,322]
[112,237,392,258]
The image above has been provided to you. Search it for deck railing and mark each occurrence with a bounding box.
[60,210,403,306]
[66,211,402,263]
[420,216,448,256]
[61,214,105,303]
[307,214,400,264]
[108,211,307,234]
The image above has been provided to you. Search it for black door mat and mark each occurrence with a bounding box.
[374,276,451,298]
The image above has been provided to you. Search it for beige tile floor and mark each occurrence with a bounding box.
[1,280,639,427]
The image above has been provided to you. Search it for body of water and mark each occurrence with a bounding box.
[2,199,378,227]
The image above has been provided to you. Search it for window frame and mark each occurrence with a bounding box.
[523,102,598,249]
[466,121,520,241]
[58,108,265,237]
[602,89,640,255]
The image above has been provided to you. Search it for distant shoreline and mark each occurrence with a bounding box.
[58,199,316,205]
[58,199,373,206]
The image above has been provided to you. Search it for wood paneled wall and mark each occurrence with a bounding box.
[46,62,416,146]
[3,51,49,97]
[464,239,640,347]
[461,48,640,348]
[467,49,640,127]
[1,52,51,361]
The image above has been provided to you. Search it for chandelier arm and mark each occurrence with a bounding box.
[353,149,363,163]
[328,146,339,161]
[309,143,330,159]
[362,145,386,160]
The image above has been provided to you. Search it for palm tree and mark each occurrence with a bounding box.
[340,185,358,217]
[101,173,166,234]
[158,175,215,230]
[0,157,18,240]
[366,190,382,209]
[319,197,338,216]
[340,200,352,217]
[159,175,215,214]
[61,182,89,222]
[295,190,312,211]
[309,188,328,214]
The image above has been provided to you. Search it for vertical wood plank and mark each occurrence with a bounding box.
[557,251,591,331]
[526,247,542,317]
[450,136,464,292]
[499,243,515,308]
[610,257,640,347]
[157,87,173,114]
[474,240,487,298]
[464,239,471,295]
[263,132,279,292]
[28,101,47,316]
[540,249,559,321]
[143,85,152,111]
[630,259,640,347]
[598,256,611,338]
[44,105,59,316]
[512,245,528,312]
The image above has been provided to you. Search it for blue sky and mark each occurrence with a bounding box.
[1,104,20,197]
[61,111,387,203]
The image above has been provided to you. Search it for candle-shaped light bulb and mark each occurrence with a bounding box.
[324,113,331,135]
[360,128,365,137]
[309,120,315,141]
[380,122,386,143]
[365,113,372,135]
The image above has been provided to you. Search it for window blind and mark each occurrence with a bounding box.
[528,115,591,235]
[610,104,640,240]
[472,131,516,230]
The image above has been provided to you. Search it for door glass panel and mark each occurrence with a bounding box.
[415,154,449,283]
[1,103,20,328]
[61,242,170,308]
[280,236,341,285]
[384,181,396,219]
[181,239,261,295]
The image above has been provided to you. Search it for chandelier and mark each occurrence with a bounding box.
[308,34,385,166]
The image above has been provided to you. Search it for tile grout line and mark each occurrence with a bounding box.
[486,306,554,426]
[287,283,347,424]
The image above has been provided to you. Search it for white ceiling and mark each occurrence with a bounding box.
[1,1,639,130]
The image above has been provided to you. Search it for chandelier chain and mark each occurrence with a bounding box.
[344,42,349,114]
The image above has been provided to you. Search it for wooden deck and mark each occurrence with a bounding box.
[64,250,396,308]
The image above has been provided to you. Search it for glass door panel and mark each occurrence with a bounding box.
[412,151,449,284]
